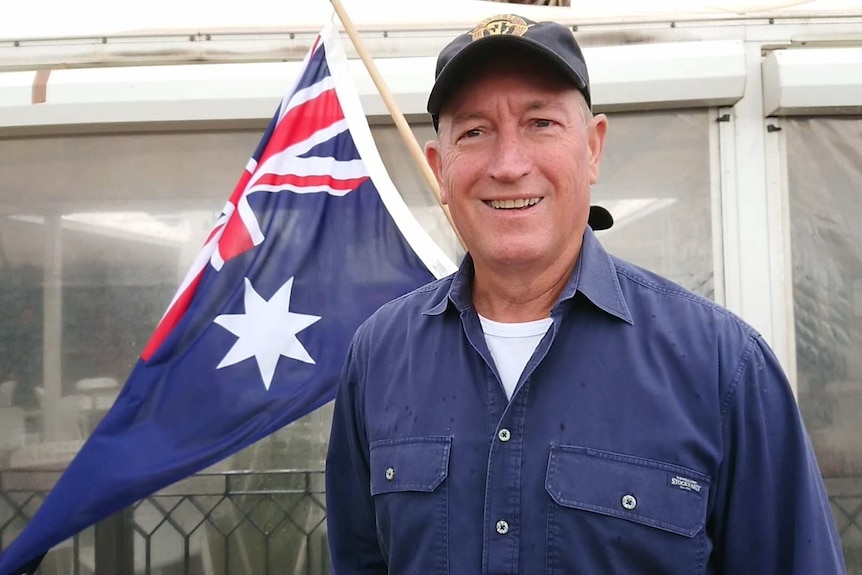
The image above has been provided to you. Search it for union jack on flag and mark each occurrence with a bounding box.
[0,20,455,575]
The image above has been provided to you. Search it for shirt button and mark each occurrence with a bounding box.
[495,520,509,535]
[621,494,637,510]
[497,428,511,442]
[385,467,395,481]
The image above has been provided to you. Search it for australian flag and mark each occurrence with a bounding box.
[0,20,456,575]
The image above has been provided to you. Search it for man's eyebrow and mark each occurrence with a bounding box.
[450,111,487,125]
[525,99,568,113]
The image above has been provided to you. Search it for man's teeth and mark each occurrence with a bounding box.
[489,198,541,209]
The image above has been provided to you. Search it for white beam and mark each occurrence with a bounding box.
[763,47,862,116]
[0,40,746,133]
[590,40,746,111]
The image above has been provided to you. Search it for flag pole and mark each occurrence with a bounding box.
[328,0,465,250]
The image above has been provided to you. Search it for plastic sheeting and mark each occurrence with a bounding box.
[788,117,862,474]
[595,110,714,299]
[787,118,862,570]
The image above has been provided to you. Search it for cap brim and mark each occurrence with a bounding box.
[427,35,587,119]
[588,205,613,231]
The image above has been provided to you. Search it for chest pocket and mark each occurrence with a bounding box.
[544,444,711,575]
[370,435,451,495]
[546,444,709,535]
[369,436,452,575]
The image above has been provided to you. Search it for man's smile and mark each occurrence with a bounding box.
[485,197,543,209]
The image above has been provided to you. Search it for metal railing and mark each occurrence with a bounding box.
[3,470,862,575]
[0,469,329,575]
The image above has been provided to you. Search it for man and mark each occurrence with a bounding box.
[325,14,846,574]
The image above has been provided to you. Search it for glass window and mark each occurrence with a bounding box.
[0,131,261,448]
[786,116,862,571]
[594,110,715,299]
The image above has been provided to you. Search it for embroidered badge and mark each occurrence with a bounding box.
[470,14,533,41]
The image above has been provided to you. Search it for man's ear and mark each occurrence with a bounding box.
[587,114,608,185]
[424,140,449,205]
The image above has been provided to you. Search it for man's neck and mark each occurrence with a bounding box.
[471,250,580,323]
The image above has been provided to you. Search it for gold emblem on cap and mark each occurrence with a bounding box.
[470,14,532,41]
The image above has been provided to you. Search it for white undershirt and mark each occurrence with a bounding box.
[478,314,553,400]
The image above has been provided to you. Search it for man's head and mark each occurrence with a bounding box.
[424,15,608,274]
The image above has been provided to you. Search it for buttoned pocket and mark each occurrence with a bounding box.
[369,436,452,574]
[370,435,451,495]
[545,444,710,574]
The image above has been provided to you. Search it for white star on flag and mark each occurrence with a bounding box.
[214,277,322,390]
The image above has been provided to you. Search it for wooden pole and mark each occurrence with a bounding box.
[328,0,464,250]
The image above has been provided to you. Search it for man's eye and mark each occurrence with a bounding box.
[462,129,482,138]
[534,119,553,128]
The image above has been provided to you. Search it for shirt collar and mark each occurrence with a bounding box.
[424,256,474,316]
[572,227,633,323]
[423,227,632,324]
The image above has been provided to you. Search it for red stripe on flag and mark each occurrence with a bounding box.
[251,173,368,193]
[218,213,256,261]
[228,170,253,207]
[257,89,344,168]
[204,222,225,246]
[214,169,256,261]
[141,269,205,361]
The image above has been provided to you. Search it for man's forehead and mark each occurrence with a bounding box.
[441,65,580,118]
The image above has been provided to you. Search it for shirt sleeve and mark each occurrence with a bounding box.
[709,333,846,574]
[325,334,388,575]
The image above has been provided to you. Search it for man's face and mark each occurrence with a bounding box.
[426,55,607,273]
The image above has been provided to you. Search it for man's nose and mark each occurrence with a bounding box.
[487,129,532,182]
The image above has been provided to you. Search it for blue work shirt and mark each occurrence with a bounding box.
[325,228,845,574]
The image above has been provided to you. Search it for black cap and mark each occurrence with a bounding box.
[427,14,591,128]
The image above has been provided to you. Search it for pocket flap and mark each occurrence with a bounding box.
[545,445,710,537]
[370,436,452,496]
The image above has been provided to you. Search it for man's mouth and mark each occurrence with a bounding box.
[486,198,542,210]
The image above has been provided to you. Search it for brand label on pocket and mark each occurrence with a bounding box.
[669,475,702,494]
